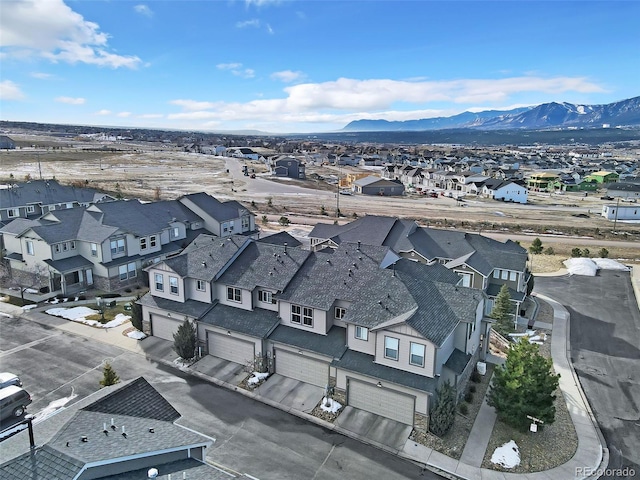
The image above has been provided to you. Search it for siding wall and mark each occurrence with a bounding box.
[374,325,436,377]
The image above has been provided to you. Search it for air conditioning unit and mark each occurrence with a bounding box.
[476,362,487,376]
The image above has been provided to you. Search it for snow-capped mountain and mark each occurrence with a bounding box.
[342,96,640,131]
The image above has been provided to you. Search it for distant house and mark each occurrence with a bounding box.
[606,182,640,200]
[527,172,559,192]
[353,176,404,196]
[273,156,306,179]
[0,135,16,149]
[0,377,228,480]
[481,179,528,203]
[228,147,259,160]
[585,170,619,184]
[601,203,640,221]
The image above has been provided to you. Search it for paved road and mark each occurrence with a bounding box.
[0,315,442,480]
[535,271,640,480]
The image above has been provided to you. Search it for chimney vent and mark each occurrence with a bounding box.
[81,436,88,443]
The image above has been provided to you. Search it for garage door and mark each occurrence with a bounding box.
[348,379,415,425]
[151,315,181,341]
[208,332,255,365]
[275,349,328,387]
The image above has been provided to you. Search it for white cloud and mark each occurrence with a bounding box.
[271,70,304,83]
[1,0,141,69]
[245,0,283,7]
[236,19,260,28]
[0,80,25,100]
[137,113,164,119]
[117,111,132,118]
[134,4,153,17]
[216,62,255,78]
[30,72,54,79]
[94,109,111,115]
[55,96,85,105]
[266,24,274,34]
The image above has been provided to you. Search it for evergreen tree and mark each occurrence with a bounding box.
[173,318,197,360]
[100,362,120,387]
[599,247,609,258]
[429,381,457,436]
[529,237,543,254]
[490,284,514,335]
[130,294,143,331]
[487,340,560,431]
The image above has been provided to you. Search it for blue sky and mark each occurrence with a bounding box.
[1,0,638,133]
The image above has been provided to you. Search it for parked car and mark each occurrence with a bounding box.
[0,372,22,389]
[339,189,353,195]
[0,385,32,420]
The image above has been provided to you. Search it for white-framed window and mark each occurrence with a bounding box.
[27,205,35,213]
[241,216,250,230]
[384,336,399,361]
[228,220,235,232]
[501,270,508,280]
[509,271,517,281]
[62,242,69,252]
[110,238,125,255]
[258,290,276,304]
[410,342,425,367]
[169,276,179,295]
[493,269,500,278]
[355,326,368,341]
[291,304,301,324]
[155,273,163,291]
[335,307,346,319]
[150,235,157,247]
[171,227,180,239]
[119,265,127,280]
[66,203,73,209]
[90,243,98,257]
[459,272,472,287]
[227,287,241,302]
[119,262,136,280]
[140,237,147,250]
[70,241,75,250]
[26,240,34,256]
[7,208,19,218]
[196,279,206,291]
[54,244,61,253]
[303,307,313,326]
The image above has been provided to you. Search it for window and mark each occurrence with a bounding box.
[70,241,75,250]
[509,271,517,281]
[459,273,472,287]
[119,265,127,280]
[501,270,508,280]
[384,336,399,361]
[227,287,241,302]
[150,235,157,247]
[241,216,250,230]
[27,205,35,213]
[7,208,19,218]
[410,343,425,367]
[62,242,69,252]
[171,227,180,239]
[155,273,163,291]
[493,269,500,279]
[110,238,125,255]
[291,304,301,324]
[26,240,34,256]
[140,238,147,250]
[335,307,346,319]
[259,290,276,304]
[228,220,235,232]
[128,262,136,278]
[66,203,73,209]
[54,244,61,253]
[355,326,368,341]
[169,276,179,295]
[91,243,98,257]
[196,279,206,291]
[303,307,313,326]
[119,262,136,280]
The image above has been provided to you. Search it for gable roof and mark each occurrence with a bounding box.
[0,179,112,210]
[257,231,302,247]
[179,192,251,222]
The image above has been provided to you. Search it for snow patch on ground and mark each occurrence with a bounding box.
[320,397,342,414]
[127,330,147,340]
[248,371,270,385]
[22,304,38,311]
[45,307,130,328]
[0,422,28,440]
[173,358,193,371]
[0,312,13,319]
[34,388,78,424]
[491,440,520,468]
[564,257,630,276]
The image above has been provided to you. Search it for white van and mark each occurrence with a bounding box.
[0,385,32,420]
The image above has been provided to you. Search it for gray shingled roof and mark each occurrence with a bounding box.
[269,325,348,359]
[257,231,302,247]
[44,255,94,274]
[199,303,279,338]
[180,192,251,222]
[217,241,311,291]
[0,179,111,209]
[331,350,438,394]
[0,445,84,480]
[137,293,214,319]
[98,458,231,480]
[486,283,526,302]
[444,348,472,376]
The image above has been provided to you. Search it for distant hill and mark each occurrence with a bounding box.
[343,96,640,132]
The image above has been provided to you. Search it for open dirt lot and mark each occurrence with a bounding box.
[2,134,639,266]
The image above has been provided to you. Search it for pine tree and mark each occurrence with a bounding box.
[529,237,543,254]
[100,362,120,387]
[490,284,514,335]
[487,340,560,431]
[173,318,197,360]
[130,294,143,331]
[429,381,456,437]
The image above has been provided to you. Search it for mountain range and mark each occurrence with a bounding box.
[342,96,640,132]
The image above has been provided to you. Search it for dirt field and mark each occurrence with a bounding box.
[2,133,639,267]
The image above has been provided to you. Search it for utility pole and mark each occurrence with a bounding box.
[613,197,620,233]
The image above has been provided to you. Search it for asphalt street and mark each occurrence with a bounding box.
[0,314,443,480]
[536,271,640,480]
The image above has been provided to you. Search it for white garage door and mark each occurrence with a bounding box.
[275,349,328,387]
[348,379,415,425]
[208,332,255,365]
[151,315,181,341]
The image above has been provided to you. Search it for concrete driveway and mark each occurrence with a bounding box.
[255,374,324,413]
[335,406,413,451]
[190,356,248,385]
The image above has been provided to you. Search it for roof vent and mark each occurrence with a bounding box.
[122,425,127,438]
[202,262,206,267]
[148,468,159,479]
[326,259,331,264]
[81,436,88,443]
[149,428,155,433]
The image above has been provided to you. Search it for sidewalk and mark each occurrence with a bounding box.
[0,288,610,480]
